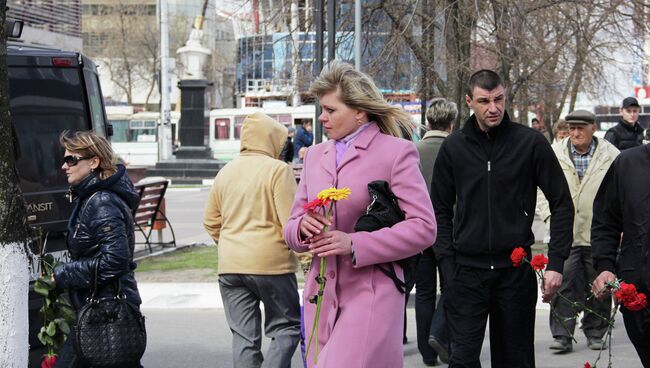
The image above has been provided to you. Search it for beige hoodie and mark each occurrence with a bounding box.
[203,112,299,275]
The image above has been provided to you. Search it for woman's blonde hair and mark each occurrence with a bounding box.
[309,60,415,139]
[59,130,117,180]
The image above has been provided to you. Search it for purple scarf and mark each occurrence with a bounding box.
[335,122,372,167]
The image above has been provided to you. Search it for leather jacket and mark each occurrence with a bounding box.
[53,165,142,310]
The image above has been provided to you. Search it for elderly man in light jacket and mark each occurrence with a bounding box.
[536,109,620,353]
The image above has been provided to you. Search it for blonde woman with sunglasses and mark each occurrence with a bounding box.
[52,130,143,367]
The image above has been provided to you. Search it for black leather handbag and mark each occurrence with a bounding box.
[74,259,147,368]
[354,180,420,293]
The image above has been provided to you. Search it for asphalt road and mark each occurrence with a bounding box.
[138,307,642,368]
[137,186,550,254]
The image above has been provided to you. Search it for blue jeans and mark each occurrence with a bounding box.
[414,248,440,363]
[405,248,441,363]
[430,293,449,348]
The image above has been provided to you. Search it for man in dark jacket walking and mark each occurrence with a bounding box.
[431,70,575,367]
[604,97,644,151]
[293,121,313,163]
[280,126,295,163]
[591,143,650,367]
[408,98,457,366]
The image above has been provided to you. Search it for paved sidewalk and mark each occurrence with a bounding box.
[139,305,642,368]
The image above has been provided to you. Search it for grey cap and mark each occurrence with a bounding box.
[565,109,595,125]
[288,126,296,133]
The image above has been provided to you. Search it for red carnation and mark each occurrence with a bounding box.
[530,254,548,271]
[510,247,527,267]
[625,292,648,312]
[584,362,591,368]
[41,354,57,368]
[614,282,638,305]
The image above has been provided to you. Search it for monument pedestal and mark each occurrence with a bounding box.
[150,79,220,184]
[176,79,212,159]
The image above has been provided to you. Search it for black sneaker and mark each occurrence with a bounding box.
[423,358,438,366]
[428,336,449,364]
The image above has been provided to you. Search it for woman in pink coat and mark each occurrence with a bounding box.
[284,61,437,368]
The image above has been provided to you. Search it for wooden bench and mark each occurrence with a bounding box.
[133,178,176,253]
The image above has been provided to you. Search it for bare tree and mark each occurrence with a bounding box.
[474,0,643,130]
[0,2,31,365]
[365,0,477,127]
[235,0,648,133]
[88,2,159,108]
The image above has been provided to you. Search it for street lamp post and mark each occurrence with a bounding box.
[159,0,172,161]
[355,0,361,70]
[314,0,325,144]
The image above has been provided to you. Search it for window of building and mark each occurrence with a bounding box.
[130,120,158,142]
[273,114,291,125]
[110,120,130,142]
[110,119,157,142]
[234,116,246,139]
[215,118,230,139]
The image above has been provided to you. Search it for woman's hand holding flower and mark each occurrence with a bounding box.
[309,230,352,257]
[300,210,331,239]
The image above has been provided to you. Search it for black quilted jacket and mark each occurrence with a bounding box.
[53,164,142,310]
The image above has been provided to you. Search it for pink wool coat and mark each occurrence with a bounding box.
[284,123,437,368]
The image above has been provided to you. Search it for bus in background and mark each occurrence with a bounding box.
[208,105,315,161]
[106,105,180,166]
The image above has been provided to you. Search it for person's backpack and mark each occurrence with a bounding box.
[354,180,421,293]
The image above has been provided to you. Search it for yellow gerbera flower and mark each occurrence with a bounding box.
[317,187,351,201]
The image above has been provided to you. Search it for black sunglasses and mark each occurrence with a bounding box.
[63,155,93,167]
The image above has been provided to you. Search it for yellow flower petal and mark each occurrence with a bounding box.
[317,187,351,201]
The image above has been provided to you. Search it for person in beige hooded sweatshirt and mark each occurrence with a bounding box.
[204,112,301,368]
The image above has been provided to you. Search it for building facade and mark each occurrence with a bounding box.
[7,0,83,50]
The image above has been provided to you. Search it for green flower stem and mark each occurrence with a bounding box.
[591,303,620,368]
[305,203,334,364]
[36,231,74,360]
[548,302,578,344]
[554,290,612,322]
[533,268,579,344]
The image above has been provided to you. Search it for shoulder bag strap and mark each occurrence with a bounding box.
[88,257,123,301]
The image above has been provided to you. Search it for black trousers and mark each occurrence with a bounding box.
[412,248,438,362]
[621,300,650,367]
[549,246,611,340]
[446,264,537,368]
